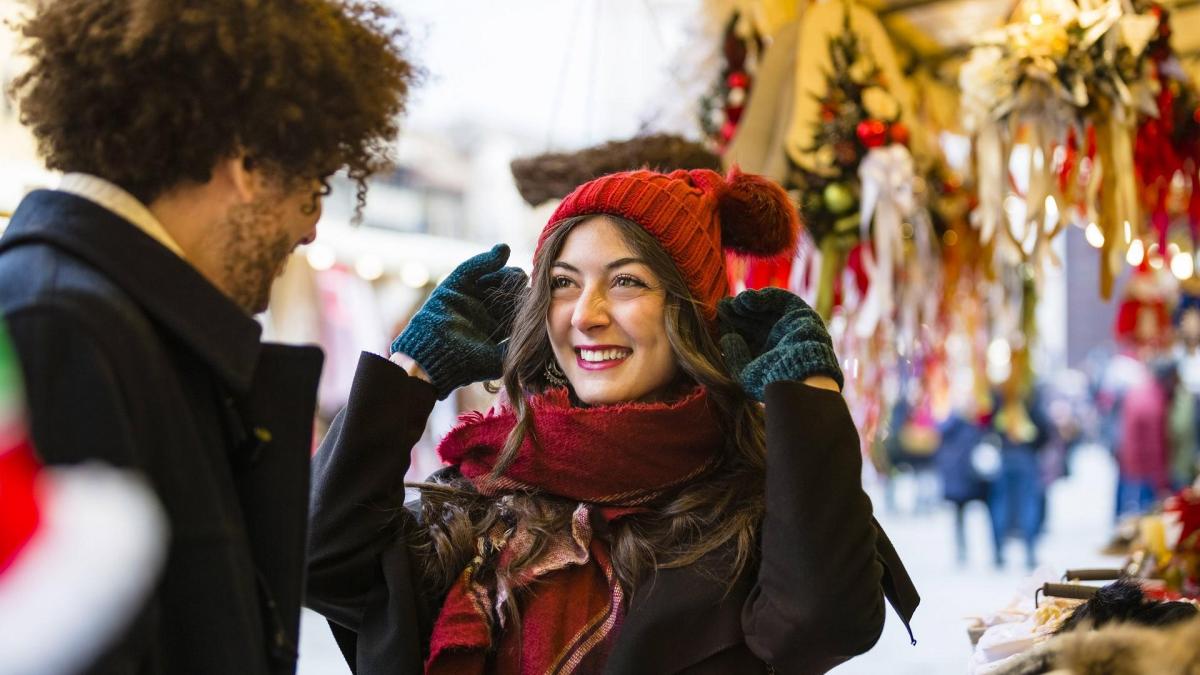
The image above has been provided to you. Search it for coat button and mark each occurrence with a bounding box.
[247,427,272,463]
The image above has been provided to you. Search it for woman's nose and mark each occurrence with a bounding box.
[571,286,610,332]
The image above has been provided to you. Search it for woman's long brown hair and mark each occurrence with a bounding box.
[412,215,767,624]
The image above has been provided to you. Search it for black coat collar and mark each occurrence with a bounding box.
[1,189,264,393]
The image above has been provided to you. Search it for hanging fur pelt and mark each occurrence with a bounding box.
[1056,580,1198,635]
[1053,614,1200,674]
[510,134,720,207]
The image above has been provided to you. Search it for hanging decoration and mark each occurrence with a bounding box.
[696,5,787,296]
[702,0,940,454]
[699,10,763,153]
[1132,4,1200,280]
[783,2,911,321]
[960,0,1164,299]
[694,0,1200,463]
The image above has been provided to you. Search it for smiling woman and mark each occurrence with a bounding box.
[306,167,920,674]
[546,216,681,405]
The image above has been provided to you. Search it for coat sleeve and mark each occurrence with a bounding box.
[305,351,438,633]
[742,381,887,674]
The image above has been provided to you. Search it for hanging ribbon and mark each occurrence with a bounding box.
[854,144,916,337]
[1095,97,1141,299]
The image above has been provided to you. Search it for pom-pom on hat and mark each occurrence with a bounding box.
[536,167,799,322]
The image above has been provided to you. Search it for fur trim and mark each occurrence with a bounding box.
[718,166,800,258]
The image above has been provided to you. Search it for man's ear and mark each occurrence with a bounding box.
[214,153,259,204]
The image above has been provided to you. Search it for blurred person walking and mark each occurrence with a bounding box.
[935,397,990,566]
[0,2,413,673]
[1171,297,1200,488]
[1105,268,1174,517]
[885,377,941,514]
[1116,359,1177,516]
[988,352,1053,570]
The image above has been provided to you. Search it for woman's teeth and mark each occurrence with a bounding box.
[579,348,630,362]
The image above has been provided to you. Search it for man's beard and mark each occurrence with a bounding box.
[220,199,295,314]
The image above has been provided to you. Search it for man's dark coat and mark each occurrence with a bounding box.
[0,190,324,674]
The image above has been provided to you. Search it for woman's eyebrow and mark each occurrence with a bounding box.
[606,257,646,271]
[552,257,647,272]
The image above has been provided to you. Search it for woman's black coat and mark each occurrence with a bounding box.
[307,353,919,674]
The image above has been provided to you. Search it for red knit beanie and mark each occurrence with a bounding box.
[535,167,799,322]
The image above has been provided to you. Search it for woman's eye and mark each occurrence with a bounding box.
[550,276,574,289]
[614,274,647,288]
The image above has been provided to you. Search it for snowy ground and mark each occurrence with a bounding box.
[297,444,1123,675]
[833,443,1121,674]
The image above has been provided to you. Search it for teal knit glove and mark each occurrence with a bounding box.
[391,244,528,399]
[717,287,843,401]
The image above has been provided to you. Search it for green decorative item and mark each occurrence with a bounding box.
[822,182,856,215]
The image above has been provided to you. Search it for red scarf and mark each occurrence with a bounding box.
[426,387,723,675]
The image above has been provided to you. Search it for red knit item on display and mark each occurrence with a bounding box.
[537,167,800,322]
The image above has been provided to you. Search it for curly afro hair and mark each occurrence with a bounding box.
[9,0,415,213]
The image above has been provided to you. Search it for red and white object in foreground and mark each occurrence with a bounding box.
[0,331,166,675]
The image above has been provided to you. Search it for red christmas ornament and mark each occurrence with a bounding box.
[889,122,910,146]
[720,120,737,143]
[856,119,887,148]
[727,71,750,90]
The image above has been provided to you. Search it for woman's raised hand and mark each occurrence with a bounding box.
[391,244,528,399]
[716,287,843,401]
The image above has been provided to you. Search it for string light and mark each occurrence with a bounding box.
[1126,239,1145,267]
[354,255,384,281]
[305,244,336,271]
[1043,195,1059,229]
[1171,251,1195,280]
[401,262,431,288]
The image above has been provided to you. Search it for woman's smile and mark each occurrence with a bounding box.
[575,345,633,370]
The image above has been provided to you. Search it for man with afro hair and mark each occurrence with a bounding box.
[0,1,414,672]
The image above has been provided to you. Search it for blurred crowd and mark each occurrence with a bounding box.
[882,272,1200,573]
